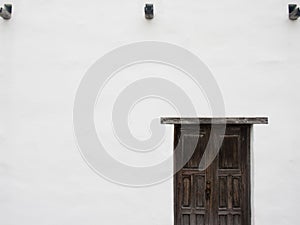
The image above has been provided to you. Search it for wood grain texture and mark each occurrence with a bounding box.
[174,124,252,225]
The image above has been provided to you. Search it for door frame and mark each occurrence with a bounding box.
[173,124,253,225]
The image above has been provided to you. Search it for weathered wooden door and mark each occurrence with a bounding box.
[174,125,250,225]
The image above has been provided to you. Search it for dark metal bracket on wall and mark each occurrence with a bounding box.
[144,3,154,19]
[289,4,300,20]
[0,3,12,20]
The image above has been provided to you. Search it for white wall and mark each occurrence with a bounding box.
[0,0,299,224]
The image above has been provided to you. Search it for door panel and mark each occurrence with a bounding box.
[195,174,206,208]
[175,127,210,225]
[174,125,250,225]
[212,126,250,225]
[179,171,209,225]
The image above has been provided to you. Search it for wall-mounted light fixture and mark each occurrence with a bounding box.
[0,4,12,20]
[289,4,300,20]
[144,4,154,19]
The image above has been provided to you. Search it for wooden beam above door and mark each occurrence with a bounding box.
[161,117,268,125]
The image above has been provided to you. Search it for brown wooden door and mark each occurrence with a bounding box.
[174,125,250,225]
